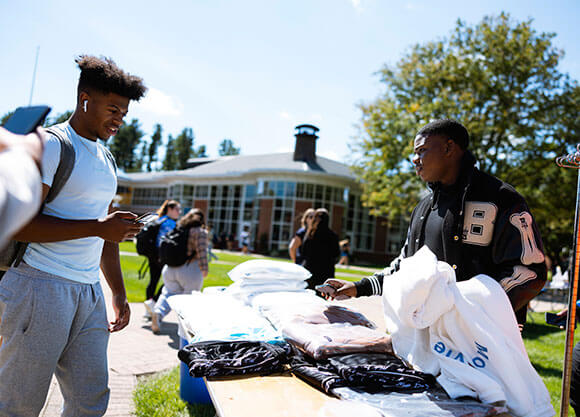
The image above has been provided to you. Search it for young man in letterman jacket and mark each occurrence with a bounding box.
[325,119,547,326]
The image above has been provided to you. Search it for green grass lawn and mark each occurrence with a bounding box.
[123,242,577,416]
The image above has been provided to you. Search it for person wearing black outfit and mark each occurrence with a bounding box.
[289,208,315,264]
[301,208,340,289]
[324,119,547,326]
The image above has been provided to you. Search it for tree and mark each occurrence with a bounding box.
[1,111,14,125]
[218,138,240,156]
[45,110,73,126]
[174,127,196,170]
[192,145,208,158]
[163,134,178,171]
[147,124,163,171]
[107,118,145,172]
[353,13,580,260]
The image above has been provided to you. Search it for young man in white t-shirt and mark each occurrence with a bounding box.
[0,55,146,416]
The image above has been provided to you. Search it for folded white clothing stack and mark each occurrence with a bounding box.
[225,260,311,304]
[382,246,554,417]
[168,292,282,343]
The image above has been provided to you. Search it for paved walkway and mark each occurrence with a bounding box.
[38,274,568,416]
[40,276,181,417]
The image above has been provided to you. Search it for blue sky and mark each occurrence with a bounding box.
[1,0,579,164]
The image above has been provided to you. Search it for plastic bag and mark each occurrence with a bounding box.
[282,322,393,360]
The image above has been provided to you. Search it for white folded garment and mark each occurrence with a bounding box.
[227,259,311,282]
[382,246,554,417]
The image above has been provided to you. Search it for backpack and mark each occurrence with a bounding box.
[135,218,163,258]
[158,226,195,267]
[0,125,116,275]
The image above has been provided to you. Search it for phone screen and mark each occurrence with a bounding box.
[3,106,51,134]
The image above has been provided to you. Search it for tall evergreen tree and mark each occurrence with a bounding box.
[218,138,240,156]
[107,118,144,172]
[192,145,208,158]
[163,134,178,171]
[147,124,162,172]
[174,127,195,169]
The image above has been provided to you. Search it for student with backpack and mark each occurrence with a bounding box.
[140,199,181,318]
[152,208,208,334]
[0,55,146,416]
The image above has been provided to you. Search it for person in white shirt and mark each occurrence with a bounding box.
[0,55,146,417]
[0,126,44,250]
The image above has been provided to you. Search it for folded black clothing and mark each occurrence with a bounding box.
[178,340,292,378]
[289,350,346,395]
[328,353,436,393]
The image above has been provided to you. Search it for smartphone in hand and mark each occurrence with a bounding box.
[134,212,158,224]
[3,106,51,134]
[545,312,567,327]
[315,283,337,298]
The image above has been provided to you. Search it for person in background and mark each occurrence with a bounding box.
[338,238,351,266]
[207,223,218,262]
[151,208,208,334]
[240,225,251,255]
[0,126,44,250]
[143,199,181,319]
[289,208,315,264]
[301,208,340,290]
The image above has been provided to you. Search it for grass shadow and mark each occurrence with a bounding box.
[522,320,565,340]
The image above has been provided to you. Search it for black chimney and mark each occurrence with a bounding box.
[293,124,319,162]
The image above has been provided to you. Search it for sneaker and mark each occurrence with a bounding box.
[151,313,161,334]
[144,299,155,319]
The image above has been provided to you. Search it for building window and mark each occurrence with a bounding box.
[205,185,244,240]
[344,193,375,252]
[132,187,168,207]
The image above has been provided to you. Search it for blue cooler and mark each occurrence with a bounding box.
[179,337,212,404]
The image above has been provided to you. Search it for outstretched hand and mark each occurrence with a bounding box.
[318,279,357,300]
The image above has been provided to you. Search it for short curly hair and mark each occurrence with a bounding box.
[417,119,469,150]
[75,55,147,101]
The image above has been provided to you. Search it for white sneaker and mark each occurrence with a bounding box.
[144,299,155,319]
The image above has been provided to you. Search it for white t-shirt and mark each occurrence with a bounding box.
[23,122,117,284]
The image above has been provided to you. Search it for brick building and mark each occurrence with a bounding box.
[116,125,406,263]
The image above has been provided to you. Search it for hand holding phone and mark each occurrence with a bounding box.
[315,283,338,298]
[134,212,158,224]
[545,312,567,328]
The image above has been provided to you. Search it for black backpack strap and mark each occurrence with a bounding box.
[12,126,76,267]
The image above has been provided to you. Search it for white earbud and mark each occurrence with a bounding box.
[83,100,88,112]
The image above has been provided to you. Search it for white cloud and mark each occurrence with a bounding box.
[350,0,362,10]
[134,87,183,117]
[318,149,340,161]
[279,111,292,120]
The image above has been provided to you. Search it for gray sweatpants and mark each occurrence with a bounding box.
[0,263,110,417]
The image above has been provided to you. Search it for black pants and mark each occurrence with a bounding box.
[146,256,163,301]
[571,342,580,415]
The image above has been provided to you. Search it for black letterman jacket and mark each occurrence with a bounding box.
[355,151,547,319]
